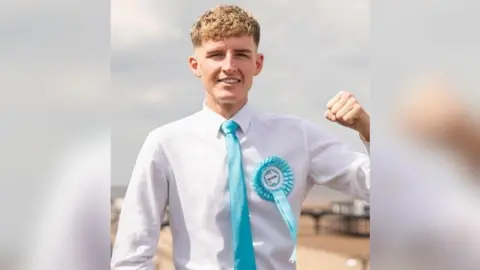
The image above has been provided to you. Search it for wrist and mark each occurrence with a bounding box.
[357,116,370,142]
[359,131,370,143]
[450,124,480,166]
[462,132,480,164]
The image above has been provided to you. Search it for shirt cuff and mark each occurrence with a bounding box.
[360,134,370,155]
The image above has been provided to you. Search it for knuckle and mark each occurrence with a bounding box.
[341,91,352,98]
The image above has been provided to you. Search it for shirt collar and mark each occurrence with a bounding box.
[200,101,254,138]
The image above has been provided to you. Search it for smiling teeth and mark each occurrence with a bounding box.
[219,78,240,83]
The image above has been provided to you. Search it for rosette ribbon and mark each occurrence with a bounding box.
[251,156,297,262]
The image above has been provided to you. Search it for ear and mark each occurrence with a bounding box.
[188,55,201,77]
[254,53,264,76]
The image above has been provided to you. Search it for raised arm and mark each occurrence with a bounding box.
[305,91,371,201]
[111,131,170,270]
[395,77,480,174]
[304,119,370,202]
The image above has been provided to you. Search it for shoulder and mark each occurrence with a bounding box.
[146,111,203,144]
[256,111,330,135]
[256,112,305,128]
[136,113,203,162]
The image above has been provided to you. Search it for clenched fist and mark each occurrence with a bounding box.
[325,91,370,142]
[396,77,480,167]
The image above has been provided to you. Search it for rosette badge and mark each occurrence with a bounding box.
[252,156,297,262]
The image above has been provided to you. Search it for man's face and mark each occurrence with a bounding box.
[189,35,264,107]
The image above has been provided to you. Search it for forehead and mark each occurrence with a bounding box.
[198,35,256,52]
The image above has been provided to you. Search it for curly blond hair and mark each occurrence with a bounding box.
[190,5,261,48]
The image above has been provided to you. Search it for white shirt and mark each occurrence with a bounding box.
[23,132,111,270]
[372,135,480,269]
[111,103,370,270]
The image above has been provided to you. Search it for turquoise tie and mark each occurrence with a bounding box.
[221,120,257,270]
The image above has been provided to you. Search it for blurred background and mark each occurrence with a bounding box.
[2,0,480,269]
[110,198,370,270]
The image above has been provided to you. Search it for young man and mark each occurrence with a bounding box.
[111,5,370,270]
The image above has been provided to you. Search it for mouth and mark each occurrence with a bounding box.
[216,77,241,85]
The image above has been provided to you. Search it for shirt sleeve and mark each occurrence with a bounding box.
[371,137,480,268]
[303,120,370,202]
[22,134,111,270]
[111,131,170,270]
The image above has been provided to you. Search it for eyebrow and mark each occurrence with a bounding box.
[234,49,253,54]
[206,49,253,54]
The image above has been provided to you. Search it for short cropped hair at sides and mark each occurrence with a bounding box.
[190,5,261,48]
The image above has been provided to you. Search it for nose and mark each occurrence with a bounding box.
[222,54,237,73]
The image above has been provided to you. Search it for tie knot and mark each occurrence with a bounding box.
[221,120,239,135]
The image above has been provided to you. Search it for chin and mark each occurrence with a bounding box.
[214,88,238,99]
[209,85,246,105]
[216,95,239,105]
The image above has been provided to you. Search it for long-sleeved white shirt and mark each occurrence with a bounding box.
[23,132,111,270]
[111,103,370,270]
[371,135,480,270]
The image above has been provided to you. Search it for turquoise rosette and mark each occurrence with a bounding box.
[252,156,297,262]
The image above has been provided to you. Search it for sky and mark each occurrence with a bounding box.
[1,0,480,259]
[111,0,480,189]
[111,0,370,187]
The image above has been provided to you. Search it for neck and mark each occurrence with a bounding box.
[206,98,247,119]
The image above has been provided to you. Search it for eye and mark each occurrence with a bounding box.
[207,53,223,58]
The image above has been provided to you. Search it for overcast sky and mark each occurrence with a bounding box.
[111,0,371,186]
[110,0,480,189]
[2,0,480,254]
[1,0,478,207]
